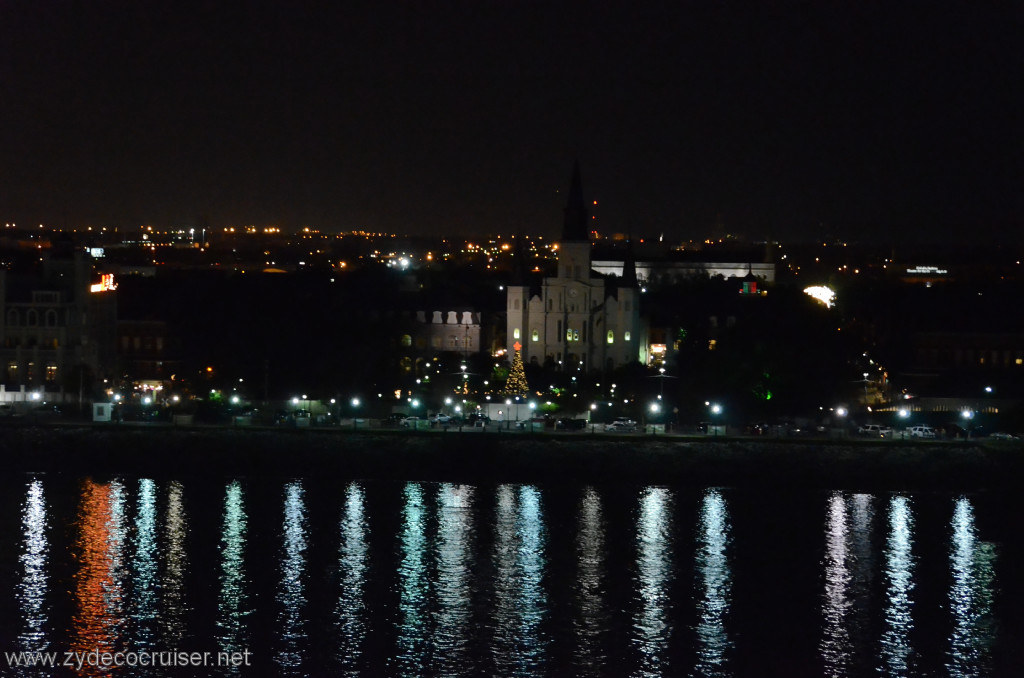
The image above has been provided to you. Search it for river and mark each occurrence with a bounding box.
[1,473,1020,676]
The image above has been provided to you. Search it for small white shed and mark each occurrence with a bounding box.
[93,402,113,422]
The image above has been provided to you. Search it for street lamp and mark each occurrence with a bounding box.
[709,402,723,436]
[961,409,974,439]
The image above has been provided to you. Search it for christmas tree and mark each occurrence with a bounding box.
[504,342,529,397]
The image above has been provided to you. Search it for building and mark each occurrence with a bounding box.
[506,164,647,372]
[591,259,775,285]
[0,251,117,401]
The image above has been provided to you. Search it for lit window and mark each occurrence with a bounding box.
[531,329,539,342]
[709,339,717,351]
[567,329,573,341]
[624,331,631,341]
[573,330,579,341]
[607,331,614,344]
[513,328,520,340]
[45,365,57,382]
[401,334,412,347]
[1017,358,1023,365]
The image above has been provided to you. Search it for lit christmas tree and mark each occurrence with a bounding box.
[504,342,530,397]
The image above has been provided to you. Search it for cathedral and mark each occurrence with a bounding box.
[506,164,647,372]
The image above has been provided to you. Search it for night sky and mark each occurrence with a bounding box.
[2,1,1020,243]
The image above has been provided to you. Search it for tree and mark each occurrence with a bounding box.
[504,342,530,397]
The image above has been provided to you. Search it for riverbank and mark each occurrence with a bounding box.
[4,423,1023,491]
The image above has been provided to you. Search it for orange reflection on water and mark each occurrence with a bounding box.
[69,479,126,676]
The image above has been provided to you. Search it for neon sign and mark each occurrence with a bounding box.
[89,273,117,293]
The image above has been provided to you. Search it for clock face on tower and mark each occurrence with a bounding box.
[568,288,578,298]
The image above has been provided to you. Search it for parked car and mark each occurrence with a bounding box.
[606,417,637,433]
[858,424,892,438]
[907,425,936,438]
[431,414,452,426]
[400,416,422,428]
[989,432,1020,441]
[556,418,588,431]
[384,413,407,427]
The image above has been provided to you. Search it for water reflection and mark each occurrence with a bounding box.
[131,479,159,650]
[633,487,673,677]
[335,482,368,675]
[573,487,608,675]
[18,479,49,652]
[880,496,915,676]
[70,479,127,675]
[217,481,249,663]
[161,481,189,645]
[394,482,430,675]
[276,481,309,674]
[820,492,851,676]
[947,496,997,677]
[433,483,475,675]
[492,484,548,676]
[694,489,732,676]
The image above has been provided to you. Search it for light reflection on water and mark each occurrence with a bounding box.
[394,482,430,676]
[633,486,673,677]
[161,481,189,646]
[573,487,608,675]
[130,479,158,652]
[694,488,732,676]
[69,479,127,676]
[880,495,915,676]
[492,484,549,677]
[335,481,368,675]
[821,492,852,676]
[947,496,997,677]
[18,479,48,653]
[217,480,249,665]
[1,478,1012,676]
[820,492,876,677]
[275,481,309,675]
[433,483,475,675]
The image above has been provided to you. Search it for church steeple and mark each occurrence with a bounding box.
[562,160,589,242]
[622,240,638,287]
[557,162,592,280]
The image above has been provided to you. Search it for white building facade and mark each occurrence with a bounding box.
[505,165,647,372]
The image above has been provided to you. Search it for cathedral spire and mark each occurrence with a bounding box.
[562,160,589,242]
[622,240,638,287]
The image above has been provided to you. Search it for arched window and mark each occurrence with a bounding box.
[531,329,539,342]
[26,309,38,326]
[607,330,615,344]
[45,310,57,327]
[624,331,632,341]
[400,334,412,347]
[513,328,520,339]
